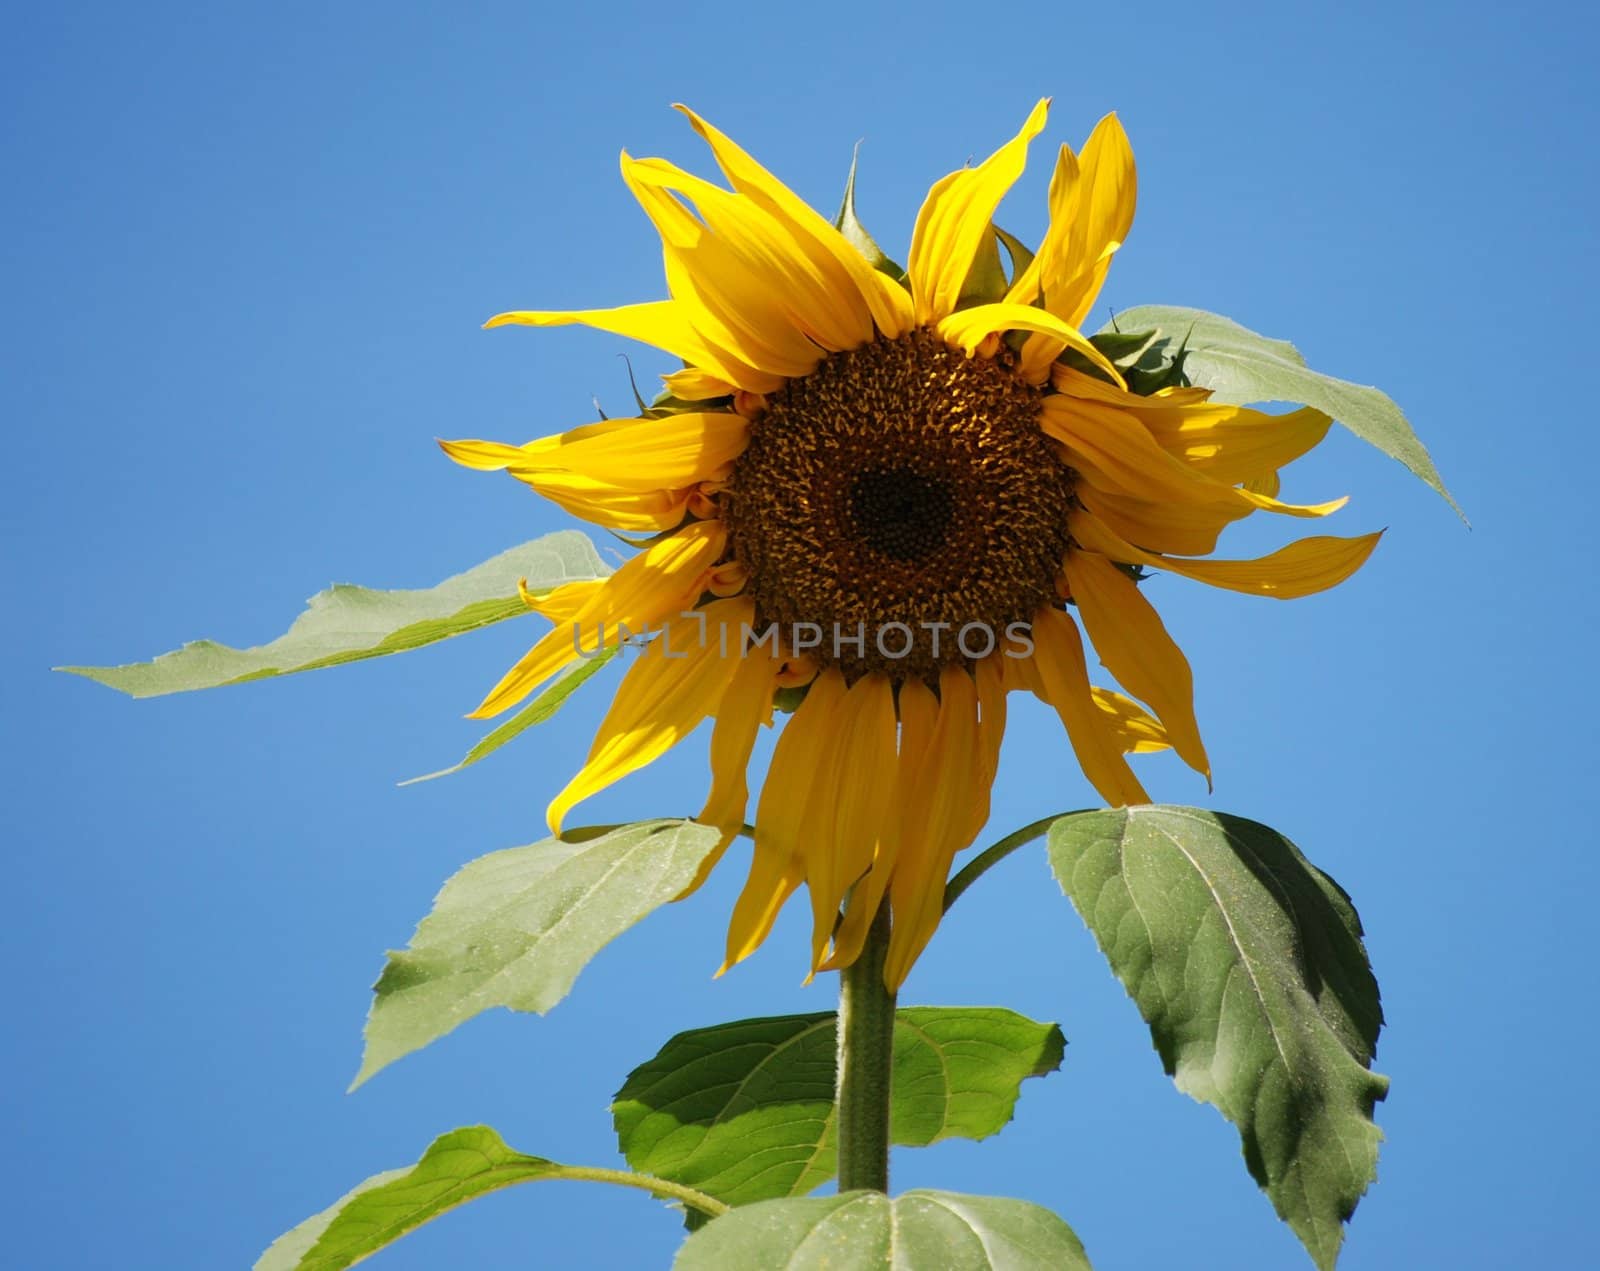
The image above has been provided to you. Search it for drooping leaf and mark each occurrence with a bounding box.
[399,646,620,785]
[675,1190,1091,1271]
[614,1007,1064,1209]
[354,820,722,1087]
[58,530,611,698]
[1102,304,1461,518]
[834,144,908,283]
[1046,806,1387,1270]
[254,1126,723,1271]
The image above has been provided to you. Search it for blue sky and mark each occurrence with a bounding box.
[6,3,1597,1267]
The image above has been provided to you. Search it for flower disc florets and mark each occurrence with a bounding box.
[723,329,1075,683]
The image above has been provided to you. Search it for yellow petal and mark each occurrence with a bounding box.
[1045,114,1137,328]
[1029,607,1150,808]
[939,301,1125,388]
[907,100,1050,326]
[1244,470,1282,498]
[682,631,785,898]
[826,677,940,971]
[722,670,848,970]
[1072,507,1384,599]
[884,665,983,990]
[1052,369,1333,485]
[544,413,750,491]
[625,155,872,354]
[484,299,779,395]
[674,105,914,340]
[967,655,1008,840]
[622,155,826,381]
[470,520,725,718]
[437,438,542,472]
[1041,395,1346,519]
[546,597,751,834]
[1091,687,1171,754]
[522,577,606,623]
[519,470,695,532]
[1078,484,1249,557]
[1063,550,1210,784]
[662,366,737,400]
[806,672,898,972]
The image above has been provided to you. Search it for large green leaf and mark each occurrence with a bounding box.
[255,1126,726,1271]
[1046,807,1387,1270]
[354,819,721,1087]
[57,530,609,697]
[399,645,620,785]
[675,1190,1091,1271]
[1103,304,1461,519]
[614,1007,1063,1209]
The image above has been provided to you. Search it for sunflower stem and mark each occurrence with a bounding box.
[836,900,895,1193]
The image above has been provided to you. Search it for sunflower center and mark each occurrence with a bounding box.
[723,329,1075,683]
[847,468,955,562]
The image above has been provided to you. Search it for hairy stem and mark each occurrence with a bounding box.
[836,901,896,1192]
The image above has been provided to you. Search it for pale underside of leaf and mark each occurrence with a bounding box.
[58,529,610,697]
[673,1190,1092,1271]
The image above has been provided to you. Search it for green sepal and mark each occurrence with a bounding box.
[834,144,908,284]
[675,1191,1092,1271]
[957,224,1009,307]
[1056,325,1189,393]
[773,683,808,715]
[992,224,1036,284]
[613,1007,1064,1212]
[1046,806,1387,1270]
[57,530,610,698]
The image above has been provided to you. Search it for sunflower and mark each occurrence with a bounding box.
[442,101,1381,990]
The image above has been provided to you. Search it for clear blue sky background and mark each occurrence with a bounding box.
[7,3,1597,1268]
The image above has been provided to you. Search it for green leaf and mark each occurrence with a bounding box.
[255,1126,728,1271]
[399,645,620,785]
[57,530,611,698]
[255,1170,408,1271]
[354,819,722,1088]
[613,1007,1064,1209]
[254,1127,560,1271]
[675,1190,1091,1271]
[1046,807,1387,1270]
[834,144,908,283]
[1103,304,1462,519]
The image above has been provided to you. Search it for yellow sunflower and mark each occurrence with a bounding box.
[442,100,1381,990]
